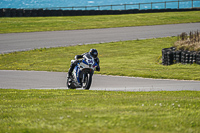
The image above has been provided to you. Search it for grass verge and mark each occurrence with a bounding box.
[0,11,200,33]
[0,89,200,133]
[1,37,200,80]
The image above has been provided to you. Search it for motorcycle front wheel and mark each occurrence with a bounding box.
[82,73,92,90]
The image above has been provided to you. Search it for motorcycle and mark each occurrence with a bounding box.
[66,54,98,90]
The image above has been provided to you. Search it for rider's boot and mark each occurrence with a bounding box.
[67,66,72,79]
[67,72,72,84]
[67,63,76,78]
[67,71,72,78]
[67,62,77,82]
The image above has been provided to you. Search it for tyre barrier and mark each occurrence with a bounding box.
[162,47,200,65]
[0,8,200,17]
[0,9,3,17]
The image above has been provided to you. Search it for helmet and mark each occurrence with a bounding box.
[89,49,98,58]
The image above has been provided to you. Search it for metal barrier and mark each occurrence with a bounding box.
[46,0,200,10]
[0,0,200,17]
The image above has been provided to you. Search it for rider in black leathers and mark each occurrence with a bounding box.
[67,49,100,78]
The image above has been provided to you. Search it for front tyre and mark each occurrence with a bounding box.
[82,73,92,90]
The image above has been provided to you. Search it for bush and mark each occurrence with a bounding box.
[174,30,200,51]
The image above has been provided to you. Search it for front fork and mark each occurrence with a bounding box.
[82,73,85,83]
[81,70,94,84]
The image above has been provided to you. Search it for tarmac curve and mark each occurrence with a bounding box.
[0,23,200,91]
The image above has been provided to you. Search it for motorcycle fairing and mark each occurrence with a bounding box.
[82,59,88,65]
[73,65,81,84]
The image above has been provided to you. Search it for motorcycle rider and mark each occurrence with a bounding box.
[67,48,100,78]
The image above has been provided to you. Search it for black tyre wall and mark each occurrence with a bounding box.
[162,47,199,66]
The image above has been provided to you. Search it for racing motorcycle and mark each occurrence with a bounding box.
[66,54,98,90]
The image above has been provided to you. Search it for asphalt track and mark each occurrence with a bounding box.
[1,23,200,54]
[0,23,200,91]
[0,70,200,91]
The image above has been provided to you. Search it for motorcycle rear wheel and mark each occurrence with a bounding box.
[66,77,76,89]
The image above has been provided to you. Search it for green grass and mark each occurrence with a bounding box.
[1,37,200,80]
[1,11,200,133]
[0,89,199,133]
[0,11,200,33]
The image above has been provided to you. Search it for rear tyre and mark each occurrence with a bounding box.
[66,77,75,89]
[82,73,92,90]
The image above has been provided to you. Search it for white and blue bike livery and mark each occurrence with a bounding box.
[66,54,98,90]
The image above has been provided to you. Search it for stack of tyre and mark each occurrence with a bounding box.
[162,47,200,65]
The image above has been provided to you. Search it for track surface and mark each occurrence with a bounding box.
[0,23,200,91]
[1,23,200,54]
[0,70,200,91]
